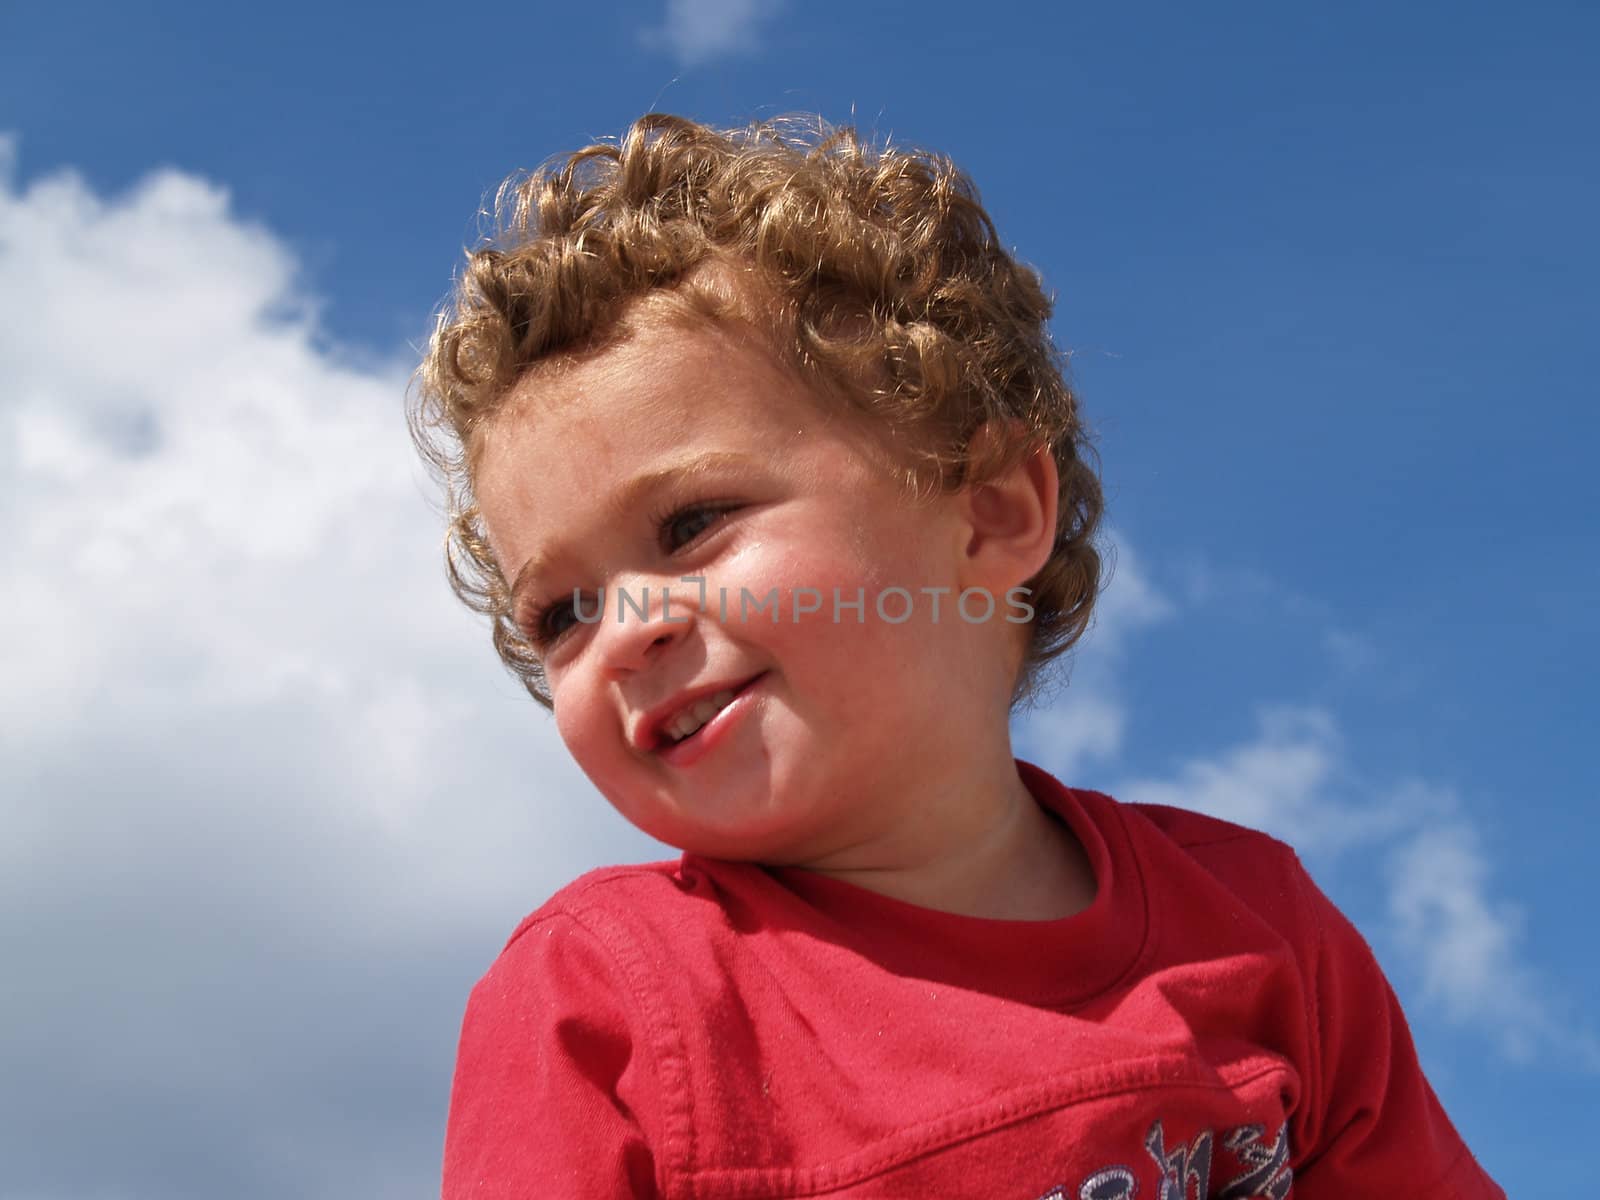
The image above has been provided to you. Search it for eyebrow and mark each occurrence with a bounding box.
[508,450,761,611]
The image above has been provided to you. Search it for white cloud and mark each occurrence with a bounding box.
[1388,821,1600,1069]
[1090,540,1177,656]
[1117,706,1404,854]
[642,0,781,67]
[1322,626,1381,676]
[1390,823,1528,1025]
[0,143,662,1198]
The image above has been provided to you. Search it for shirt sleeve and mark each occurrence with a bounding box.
[1290,858,1504,1199]
[441,912,662,1198]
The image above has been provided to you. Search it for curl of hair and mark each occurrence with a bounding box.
[408,113,1106,711]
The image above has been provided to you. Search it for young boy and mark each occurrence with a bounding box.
[411,113,1502,1198]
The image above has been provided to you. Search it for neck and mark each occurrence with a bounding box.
[799,741,1097,922]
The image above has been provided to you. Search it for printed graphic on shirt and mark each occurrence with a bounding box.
[1033,1120,1292,1200]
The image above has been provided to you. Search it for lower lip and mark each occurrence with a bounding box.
[656,673,767,768]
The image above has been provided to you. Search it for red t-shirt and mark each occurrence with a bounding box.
[442,760,1502,1198]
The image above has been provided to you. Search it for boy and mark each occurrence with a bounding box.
[411,113,1502,1198]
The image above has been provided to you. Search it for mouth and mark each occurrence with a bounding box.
[641,672,767,755]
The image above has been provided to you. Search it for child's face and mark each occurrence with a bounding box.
[471,314,1008,864]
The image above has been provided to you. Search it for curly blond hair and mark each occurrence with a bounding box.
[408,112,1105,710]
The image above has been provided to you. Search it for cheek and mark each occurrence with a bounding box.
[719,536,940,675]
[705,542,877,651]
[702,509,958,690]
[552,680,614,774]
[758,527,954,631]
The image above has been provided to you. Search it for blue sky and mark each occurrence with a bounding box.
[2,1,1595,1196]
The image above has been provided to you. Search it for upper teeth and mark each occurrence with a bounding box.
[665,689,736,743]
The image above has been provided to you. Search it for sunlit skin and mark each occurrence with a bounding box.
[470,312,1096,921]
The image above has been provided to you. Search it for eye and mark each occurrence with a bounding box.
[658,503,734,553]
[537,599,577,643]
[519,591,595,649]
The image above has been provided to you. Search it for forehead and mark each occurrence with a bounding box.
[479,315,827,466]
[467,314,881,579]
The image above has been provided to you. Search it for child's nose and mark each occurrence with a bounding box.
[596,577,698,675]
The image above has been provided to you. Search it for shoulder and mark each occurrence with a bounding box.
[498,859,690,952]
[475,860,717,1006]
[1077,786,1305,874]
[480,856,762,1007]
[1075,787,1324,948]
[1111,793,1294,854]
[461,860,712,1076]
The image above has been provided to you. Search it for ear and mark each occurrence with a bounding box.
[953,422,1059,593]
